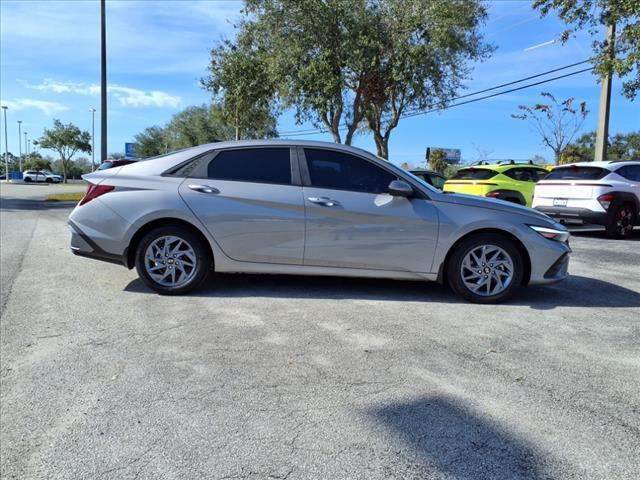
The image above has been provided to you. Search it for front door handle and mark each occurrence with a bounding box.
[188,184,219,194]
[308,196,340,207]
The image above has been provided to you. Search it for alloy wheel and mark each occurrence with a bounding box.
[144,236,197,287]
[460,244,514,297]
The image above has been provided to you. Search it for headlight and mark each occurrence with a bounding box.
[529,225,570,243]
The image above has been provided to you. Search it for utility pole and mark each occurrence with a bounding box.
[17,120,22,172]
[24,132,28,161]
[594,23,615,162]
[101,0,108,163]
[90,108,96,170]
[2,106,8,179]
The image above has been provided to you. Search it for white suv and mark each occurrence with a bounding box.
[533,161,640,239]
[23,170,62,183]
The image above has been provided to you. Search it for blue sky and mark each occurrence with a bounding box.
[0,0,637,166]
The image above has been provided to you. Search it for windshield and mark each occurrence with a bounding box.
[451,168,498,180]
[544,166,609,180]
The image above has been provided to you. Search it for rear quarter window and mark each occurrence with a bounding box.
[544,167,609,180]
[451,169,498,180]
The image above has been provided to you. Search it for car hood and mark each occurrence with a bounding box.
[435,192,559,225]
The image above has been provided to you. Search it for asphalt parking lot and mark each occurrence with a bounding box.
[1,183,639,480]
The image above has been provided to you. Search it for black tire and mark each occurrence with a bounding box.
[447,233,524,304]
[46,178,53,183]
[605,203,636,239]
[24,177,32,183]
[135,225,211,295]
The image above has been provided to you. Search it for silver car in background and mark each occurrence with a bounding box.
[68,140,570,303]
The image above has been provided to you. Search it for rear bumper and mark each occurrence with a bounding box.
[534,206,609,226]
[69,220,127,267]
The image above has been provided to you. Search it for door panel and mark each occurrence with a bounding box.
[303,187,438,272]
[179,180,305,265]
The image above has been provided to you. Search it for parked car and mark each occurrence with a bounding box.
[98,158,137,170]
[23,170,62,183]
[410,169,446,190]
[443,161,550,207]
[533,160,640,239]
[68,140,570,303]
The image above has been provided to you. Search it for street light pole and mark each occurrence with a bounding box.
[90,108,96,170]
[100,0,108,163]
[2,105,8,180]
[17,120,22,172]
[24,132,28,161]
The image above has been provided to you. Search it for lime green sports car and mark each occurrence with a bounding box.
[443,162,551,207]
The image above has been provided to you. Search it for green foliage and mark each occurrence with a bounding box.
[1,152,18,174]
[428,149,448,175]
[204,0,492,158]
[562,130,640,162]
[35,119,91,182]
[512,92,588,163]
[24,154,52,171]
[133,104,276,158]
[533,0,640,100]
[443,164,459,179]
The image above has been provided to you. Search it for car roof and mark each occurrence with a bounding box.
[410,169,441,175]
[458,163,547,172]
[554,160,640,169]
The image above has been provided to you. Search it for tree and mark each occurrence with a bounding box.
[109,152,125,160]
[428,149,448,175]
[205,0,492,158]
[134,126,169,158]
[511,92,588,164]
[359,0,492,159]
[23,152,52,171]
[563,130,640,162]
[34,120,91,182]
[533,0,640,100]
[0,152,18,174]
[133,104,276,158]
[202,38,279,140]
[529,154,549,165]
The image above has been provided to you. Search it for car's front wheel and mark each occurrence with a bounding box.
[447,234,523,303]
[135,226,211,295]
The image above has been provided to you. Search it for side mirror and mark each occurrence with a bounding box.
[388,180,413,197]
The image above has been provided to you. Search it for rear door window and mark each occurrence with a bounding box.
[304,148,396,194]
[207,148,292,185]
[451,168,498,180]
[545,166,609,180]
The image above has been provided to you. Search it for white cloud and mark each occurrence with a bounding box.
[26,79,181,108]
[2,98,69,116]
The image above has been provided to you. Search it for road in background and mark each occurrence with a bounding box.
[1,184,639,479]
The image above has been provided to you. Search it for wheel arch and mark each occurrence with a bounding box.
[438,228,532,286]
[126,217,214,270]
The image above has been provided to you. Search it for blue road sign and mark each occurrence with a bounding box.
[125,142,136,159]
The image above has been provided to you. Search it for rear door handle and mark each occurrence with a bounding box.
[188,184,219,194]
[308,196,340,207]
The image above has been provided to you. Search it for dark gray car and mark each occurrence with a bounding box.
[68,140,570,303]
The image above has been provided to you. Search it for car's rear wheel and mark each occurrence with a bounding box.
[447,234,523,303]
[46,178,53,183]
[606,203,636,239]
[24,177,32,183]
[135,226,210,295]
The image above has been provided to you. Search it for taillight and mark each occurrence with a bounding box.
[485,191,500,198]
[597,193,614,210]
[79,183,114,206]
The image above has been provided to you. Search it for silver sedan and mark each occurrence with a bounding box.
[68,140,570,303]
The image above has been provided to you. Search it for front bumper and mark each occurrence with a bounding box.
[535,206,608,226]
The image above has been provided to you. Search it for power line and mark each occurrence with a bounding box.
[278,60,593,137]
